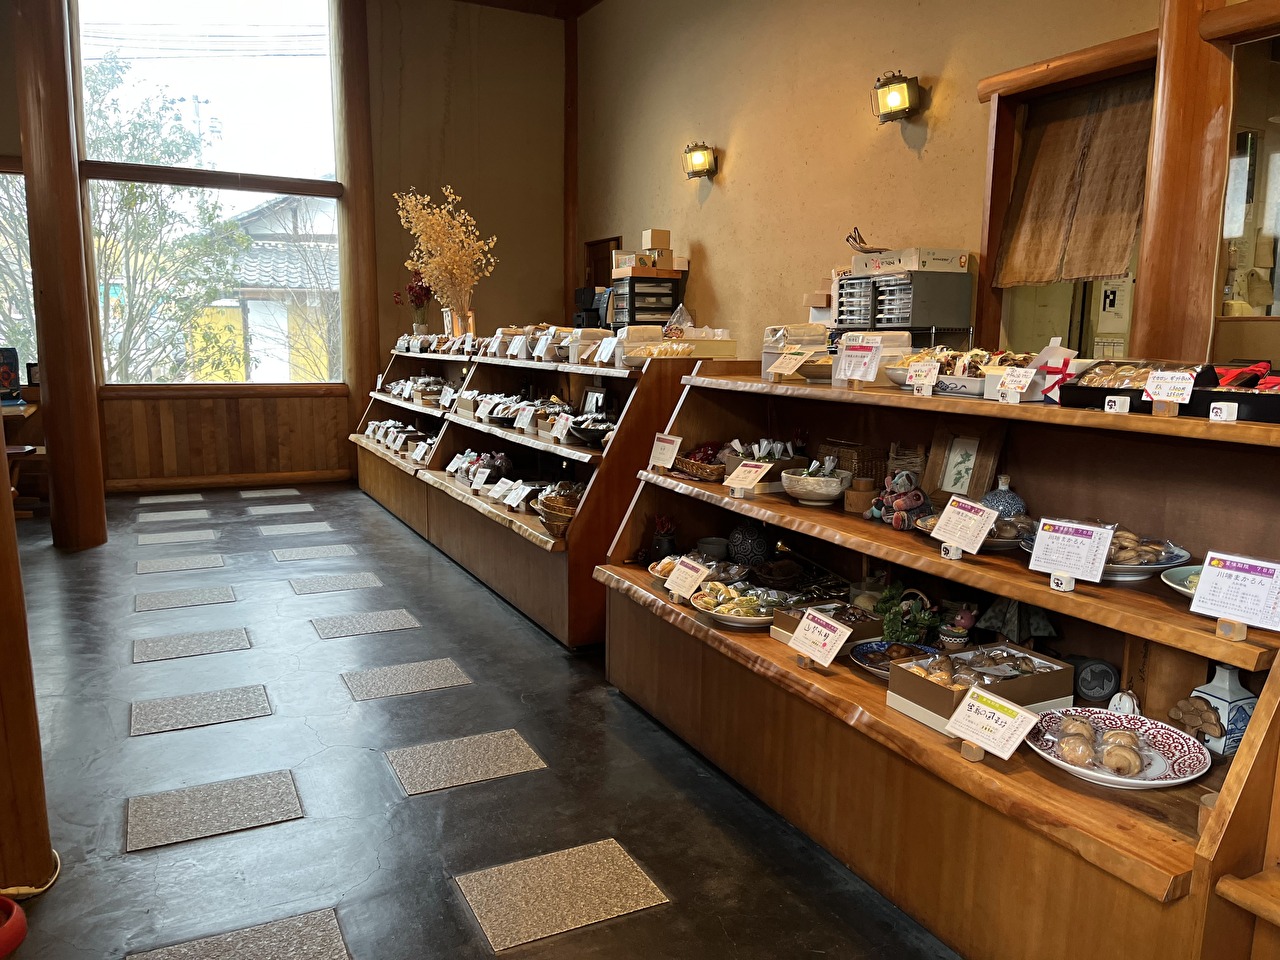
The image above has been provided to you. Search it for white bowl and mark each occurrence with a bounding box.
[780,468,852,505]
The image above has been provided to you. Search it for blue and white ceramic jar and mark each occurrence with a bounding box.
[981,475,1026,519]
[1194,664,1257,756]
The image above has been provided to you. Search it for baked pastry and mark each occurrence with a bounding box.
[1102,729,1140,749]
[1059,717,1097,740]
[1100,744,1143,776]
[1058,735,1095,767]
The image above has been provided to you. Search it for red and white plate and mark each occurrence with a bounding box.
[1027,707,1211,791]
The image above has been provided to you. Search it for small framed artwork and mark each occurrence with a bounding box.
[579,386,607,416]
[26,362,39,387]
[0,348,19,401]
[922,420,1006,508]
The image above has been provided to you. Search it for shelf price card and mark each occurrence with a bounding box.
[514,406,536,431]
[930,497,999,554]
[836,336,882,382]
[1144,371,1195,404]
[1028,519,1115,583]
[470,468,491,491]
[410,442,431,463]
[551,416,573,441]
[767,348,816,376]
[506,335,526,357]
[488,477,516,501]
[944,687,1040,760]
[787,609,853,668]
[723,460,771,489]
[664,557,710,599]
[649,433,681,469]
[906,361,940,386]
[596,337,619,364]
[1191,552,1280,631]
[533,335,553,359]
[503,483,530,508]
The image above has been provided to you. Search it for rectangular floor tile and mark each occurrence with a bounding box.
[125,770,302,851]
[239,488,302,499]
[386,729,545,796]
[133,628,251,664]
[259,522,333,537]
[135,586,236,612]
[130,684,271,736]
[311,608,418,640]
[246,503,314,516]
[136,554,225,575]
[129,909,347,960]
[137,509,210,523]
[342,658,471,701]
[138,530,217,546]
[272,544,356,562]
[457,839,667,951]
[290,572,382,595]
[138,494,204,504]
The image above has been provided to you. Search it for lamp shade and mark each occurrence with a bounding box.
[872,72,919,123]
[682,142,717,179]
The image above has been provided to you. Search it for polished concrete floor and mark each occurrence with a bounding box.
[15,483,961,959]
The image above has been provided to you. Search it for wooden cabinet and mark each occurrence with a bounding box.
[351,349,695,648]
[595,359,1280,960]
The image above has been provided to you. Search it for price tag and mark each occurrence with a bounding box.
[445,453,467,474]
[723,460,771,489]
[596,337,618,363]
[514,406,536,431]
[766,348,816,376]
[787,609,853,668]
[488,337,502,356]
[506,335,526,357]
[374,423,389,442]
[364,422,378,437]
[391,433,408,453]
[470,468,491,490]
[998,367,1037,393]
[1028,518,1115,583]
[439,386,456,408]
[464,333,474,354]
[410,441,430,462]
[906,361,940,386]
[1144,371,1195,404]
[577,341,599,363]
[476,397,497,420]
[649,433,681,469]
[503,483,530,508]
[1191,552,1280,631]
[836,340,882,382]
[930,497,1000,554]
[533,335,553,359]
[551,416,573,441]
[664,557,710,599]
[488,477,516,500]
[943,687,1040,760]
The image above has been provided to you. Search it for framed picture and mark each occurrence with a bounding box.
[921,420,1006,508]
[579,386,607,416]
[26,362,39,387]
[0,348,19,401]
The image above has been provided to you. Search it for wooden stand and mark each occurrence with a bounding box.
[1216,618,1249,642]
[1152,399,1181,418]
[960,741,986,762]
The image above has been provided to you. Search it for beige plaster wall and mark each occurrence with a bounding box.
[0,0,20,157]
[367,0,564,348]
[577,0,1161,348]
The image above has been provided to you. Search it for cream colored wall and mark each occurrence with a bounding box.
[0,0,20,157]
[577,0,1160,349]
[367,0,564,349]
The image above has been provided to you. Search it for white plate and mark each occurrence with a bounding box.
[1161,564,1202,599]
[1026,708,1211,790]
[709,610,775,629]
[883,367,986,396]
[1019,538,1192,582]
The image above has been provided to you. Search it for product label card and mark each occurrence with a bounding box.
[463,333,474,354]
[906,361,940,385]
[445,453,467,474]
[787,609,853,668]
[944,687,1040,760]
[767,348,816,376]
[391,433,407,452]
[470,468,491,491]
[364,422,378,437]
[410,441,430,462]
[596,337,619,363]
[488,477,516,500]
[1191,552,1280,631]
[1028,518,1115,583]
[998,367,1037,393]
[1144,371,1195,404]
[931,497,1000,554]
[514,406,536,431]
[723,460,771,489]
[533,335,553,359]
[503,483,529,508]
[506,335,526,357]
[374,424,389,442]
[836,339,882,382]
[650,433,681,469]
[551,416,573,441]
[664,557,710,599]
[476,398,497,420]
[488,337,502,355]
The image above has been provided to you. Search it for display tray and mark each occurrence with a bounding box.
[1189,387,1280,423]
[1017,537,1193,582]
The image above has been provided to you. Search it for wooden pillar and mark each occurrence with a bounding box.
[12,0,107,551]
[332,0,380,439]
[563,15,579,323]
[0,422,57,893]
[975,93,1019,348]
[1131,0,1233,361]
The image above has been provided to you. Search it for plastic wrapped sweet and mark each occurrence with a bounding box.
[1058,735,1095,768]
[1099,744,1144,776]
[1073,359,1203,390]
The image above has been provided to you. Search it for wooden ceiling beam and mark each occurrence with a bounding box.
[450,0,603,20]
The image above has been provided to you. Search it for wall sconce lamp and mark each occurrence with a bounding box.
[872,71,920,124]
[682,142,718,179]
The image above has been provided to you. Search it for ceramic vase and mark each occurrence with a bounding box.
[728,522,771,566]
[652,535,676,558]
[1194,664,1257,756]
[981,474,1026,519]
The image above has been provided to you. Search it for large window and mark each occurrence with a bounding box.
[76,1,341,384]
[0,174,36,368]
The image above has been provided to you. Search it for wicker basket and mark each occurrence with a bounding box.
[535,499,578,521]
[815,439,887,481]
[539,494,581,514]
[888,442,927,478]
[672,455,726,482]
[538,515,572,538]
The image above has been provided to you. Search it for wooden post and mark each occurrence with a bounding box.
[0,422,57,894]
[1131,0,1233,361]
[563,15,579,323]
[12,0,107,550]
[975,92,1019,348]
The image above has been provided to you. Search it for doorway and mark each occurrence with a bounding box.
[584,236,621,291]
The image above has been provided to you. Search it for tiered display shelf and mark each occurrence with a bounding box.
[595,359,1280,960]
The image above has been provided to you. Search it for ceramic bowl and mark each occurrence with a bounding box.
[697,537,729,559]
[780,468,853,506]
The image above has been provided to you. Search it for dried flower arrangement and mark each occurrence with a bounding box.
[394,186,498,327]
[392,270,432,310]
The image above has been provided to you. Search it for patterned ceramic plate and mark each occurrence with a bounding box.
[709,610,775,629]
[1019,537,1192,581]
[848,640,939,681]
[1027,707,1211,790]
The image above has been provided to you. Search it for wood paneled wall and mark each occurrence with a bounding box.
[99,387,352,491]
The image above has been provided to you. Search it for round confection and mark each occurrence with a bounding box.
[1100,744,1144,776]
[1059,717,1097,740]
[1102,729,1140,749]
[1058,734,1095,768]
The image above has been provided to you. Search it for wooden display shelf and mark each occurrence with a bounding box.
[595,562,1224,902]
[390,350,470,361]
[1217,867,1280,927]
[416,468,564,552]
[471,354,639,379]
[444,412,602,463]
[681,375,1280,449]
[637,470,1278,671]
[367,391,447,418]
[349,434,421,476]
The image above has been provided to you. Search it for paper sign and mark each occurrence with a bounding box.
[503,483,530,507]
[837,341,882,382]
[943,687,1040,760]
[470,468,491,490]
[551,416,573,441]
[596,337,618,363]
[439,386,455,408]
[787,609,853,668]
[506,335,526,357]
[664,557,710,599]
[476,398,497,420]
[998,367,1037,392]
[445,453,467,474]
[931,497,1000,554]
[533,335,553,359]
[1144,371,1195,404]
[374,424,389,442]
[723,460,771,489]
[767,348,816,376]
[650,433,681,469]
[391,433,407,452]
[906,361,940,386]
[488,478,516,500]
[1028,519,1116,583]
[411,441,430,462]
[488,337,502,355]
[364,422,378,437]
[464,333,474,354]
[514,406,536,430]
[1191,552,1280,631]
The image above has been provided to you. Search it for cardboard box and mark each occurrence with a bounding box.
[642,228,671,249]
[612,266,684,279]
[886,644,1074,736]
[803,292,831,308]
[673,256,690,271]
[851,247,970,277]
[772,603,880,642]
[454,397,478,419]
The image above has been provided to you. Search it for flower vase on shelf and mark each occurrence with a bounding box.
[1193,664,1257,756]
[412,306,428,335]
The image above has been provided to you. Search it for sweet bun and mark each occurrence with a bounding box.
[1058,735,1095,768]
[1100,744,1144,776]
[1101,729,1140,749]
[1059,717,1097,740]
